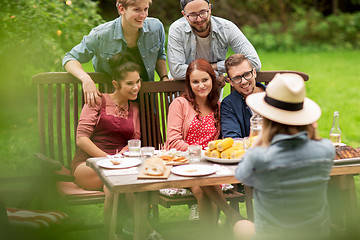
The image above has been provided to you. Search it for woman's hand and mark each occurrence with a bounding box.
[120,145,129,154]
[76,137,107,157]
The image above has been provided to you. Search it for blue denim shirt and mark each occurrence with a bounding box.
[236,132,335,239]
[167,16,261,80]
[220,82,265,138]
[62,17,166,81]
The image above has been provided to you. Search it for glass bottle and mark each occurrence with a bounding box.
[329,111,341,146]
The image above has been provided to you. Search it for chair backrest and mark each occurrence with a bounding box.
[138,80,186,149]
[255,70,309,85]
[32,72,112,169]
[230,70,309,92]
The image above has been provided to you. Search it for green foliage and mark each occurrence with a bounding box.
[147,0,360,52]
[242,11,360,52]
[0,0,104,77]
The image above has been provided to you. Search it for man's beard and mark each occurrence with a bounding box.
[191,20,211,34]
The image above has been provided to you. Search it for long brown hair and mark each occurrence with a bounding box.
[260,117,321,146]
[182,58,220,128]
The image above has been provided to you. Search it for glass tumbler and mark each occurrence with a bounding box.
[140,147,155,161]
[128,139,141,157]
[188,145,202,163]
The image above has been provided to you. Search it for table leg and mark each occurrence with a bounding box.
[133,191,150,240]
[107,193,119,240]
[244,185,254,221]
[329,175,359,236]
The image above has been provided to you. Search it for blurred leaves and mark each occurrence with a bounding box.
[242,10,360,52]
[0,0,104,79]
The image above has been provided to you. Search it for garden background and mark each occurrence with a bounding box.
[0,0,360,239]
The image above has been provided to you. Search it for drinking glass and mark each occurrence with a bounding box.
[128,139,141,157]
[140,147,155,161]
[243,137,250,150]
[188,145,202,163]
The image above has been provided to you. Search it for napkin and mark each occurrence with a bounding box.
[213,164,234,176]
[103,167,139,176]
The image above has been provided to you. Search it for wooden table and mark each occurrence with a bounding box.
[87,157,360,240]
[330,158,360,233]
[87,157,242,240]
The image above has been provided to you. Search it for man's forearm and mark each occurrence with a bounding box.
[156,59,169,80]
[64,60,92,83]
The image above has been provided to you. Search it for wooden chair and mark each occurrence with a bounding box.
[137,80,246,226]
[139,70,309,149]
[139,80,186,149]
[32,72,113,208]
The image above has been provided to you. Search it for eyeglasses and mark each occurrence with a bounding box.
[183,8,210,22]
[229,69,254,85]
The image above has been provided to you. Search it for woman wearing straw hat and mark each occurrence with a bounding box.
[233,73,335,240]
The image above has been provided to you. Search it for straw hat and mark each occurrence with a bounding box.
[246,73,321,126]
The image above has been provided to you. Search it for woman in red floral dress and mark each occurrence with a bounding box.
[165,58,243,228]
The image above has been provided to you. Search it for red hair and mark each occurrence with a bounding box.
[182,58,220,128]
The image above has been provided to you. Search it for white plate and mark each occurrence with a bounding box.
[123,150,163,157]
[171,164,216,177]
[122,151,140,157]
[97,158,141,169]
[205,156,242,164]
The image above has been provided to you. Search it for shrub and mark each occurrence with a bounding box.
[0,0,104,79]
[242,11,360,52]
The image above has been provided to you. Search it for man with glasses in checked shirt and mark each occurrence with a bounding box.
[167,0,261,99]
[221,54,266,139]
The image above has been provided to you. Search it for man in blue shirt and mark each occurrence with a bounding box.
[62,0,170,106]
[167,0,261,96]
[221,54,266,138]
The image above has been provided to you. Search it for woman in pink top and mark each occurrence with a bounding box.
[71,52,141,191]
[166,58,243,228]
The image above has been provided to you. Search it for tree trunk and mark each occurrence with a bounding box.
[332,0,339,15]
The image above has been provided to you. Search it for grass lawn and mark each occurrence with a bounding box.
[1,50,360,239]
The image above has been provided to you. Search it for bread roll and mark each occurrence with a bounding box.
[143,157,166,176]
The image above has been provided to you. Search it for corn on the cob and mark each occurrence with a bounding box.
[208,139,222,150]
[217,138,234,151]
[230,149,245,159]
[210,149,221,158]
[233,140,244,150]
[220,146,237,159]
[204,148,211,157]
